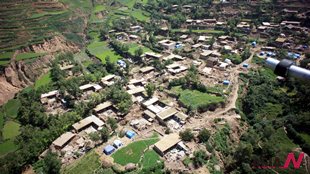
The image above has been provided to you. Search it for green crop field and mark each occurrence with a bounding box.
[172,86,224,110]
[112,137,159,165]
[62,150,101,174]
[127,43,152,56]
[141,150,161,168]
[94,5,106,13]
[0,52,13,65]
[128,9,150,22]
[0,1,90,53]
[3,99,21,118]
[16,52,46,61]
[34,71,52,89]
[87,41,121,64]
[0,120,20,155]
[3,121,20,140]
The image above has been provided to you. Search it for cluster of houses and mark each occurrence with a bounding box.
[40,3,310,169]
[48,115,105,164]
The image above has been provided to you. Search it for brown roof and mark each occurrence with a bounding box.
[144,110,156,119]
[127,87,145,95]
[175,112,188,121]
[157,107,178,120]
[94,101,113,113]
[72,115,104,132]
[154,133,181,153]
[52,132,75,148]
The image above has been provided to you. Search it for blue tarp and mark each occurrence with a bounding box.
[103,145,115,155]
[243,63,249,68]
[126,130,135,139]
[113,139,123,148]
[223,80,230,85]
[175,43,182,49]
[251,41,257,47]
[259,51,265,56]
[288,52,301,59]
[117,60,127,68]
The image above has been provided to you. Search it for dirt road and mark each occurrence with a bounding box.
[186,47,260,129]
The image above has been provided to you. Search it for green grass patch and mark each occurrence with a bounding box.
[0,52,13,60]
[171,86,224,110]
[252,55,265,65]
[141,150,161,168]
[87,41,120,64]
[94,5,106,13]
[213,129,229,154]
[62,150,101,174]
[34,71,52,89]
[0,52,13,65]
[268,128,298,158]
[127,43,152,56]
[0,140,19,156]
[256,103,283,120]
[3,99,21,118]
[30,11,67,19]
[112,137,159,165]
[3,121,20,140]
[129,9,150,22]
[118,0,137,8]
[15,52,46,61]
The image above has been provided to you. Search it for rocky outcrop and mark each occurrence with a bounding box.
[0,35,80,106]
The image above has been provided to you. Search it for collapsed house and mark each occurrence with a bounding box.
[166,63,188,75]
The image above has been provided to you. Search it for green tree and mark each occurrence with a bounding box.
[105,56,117,74]
[198,128,211,143]
[99,28,109,41]
[107,117,118,131]
[193,150,208,168]
[51,63,65,82]
[89,132,101,142]
[99,127,110,142]
[42,151,61,174]
[134,47,144,57]
[179,129,194,142]
[146,83,156,97]
[241,47,251,61]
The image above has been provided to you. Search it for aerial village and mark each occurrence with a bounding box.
[7,1,309,174]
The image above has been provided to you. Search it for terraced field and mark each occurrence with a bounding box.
[0,0,90,52]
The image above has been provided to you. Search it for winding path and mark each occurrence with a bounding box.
[186,47,260,128]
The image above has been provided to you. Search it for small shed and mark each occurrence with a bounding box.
[126,130,136,139]
[113,139,123,148]
[103,145,115,155]
[223,80,230,85]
